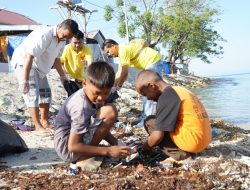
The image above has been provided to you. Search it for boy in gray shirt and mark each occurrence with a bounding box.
[54,61,131,170]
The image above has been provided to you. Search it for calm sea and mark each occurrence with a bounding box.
[191,73,250,130]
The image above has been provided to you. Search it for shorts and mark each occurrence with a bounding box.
[15,66,51,107]
[62,116,103,162]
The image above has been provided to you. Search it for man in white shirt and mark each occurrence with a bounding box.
[11,19,78,133]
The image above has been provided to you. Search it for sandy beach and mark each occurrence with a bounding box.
[0,70,250,189]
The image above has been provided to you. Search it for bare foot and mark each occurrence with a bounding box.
[35,125,48,132]
[35,125,53,136]
[40,120,54,129]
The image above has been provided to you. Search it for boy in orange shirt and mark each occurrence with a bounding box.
[135,70,211,163]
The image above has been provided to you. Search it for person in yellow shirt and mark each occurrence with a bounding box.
[135,70,211,163]
[60,30,93,96]
[102,39,163,124]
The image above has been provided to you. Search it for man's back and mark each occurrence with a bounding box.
[118,43,160,69]
[157,86,211,153]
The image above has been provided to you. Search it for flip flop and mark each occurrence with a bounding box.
[10,119,25,126]
[32,130,54,137]
[76,157,103,171]
[14,125,34,131]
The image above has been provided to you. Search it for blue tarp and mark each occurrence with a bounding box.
[162,61,170,74]
[7,33,29,59]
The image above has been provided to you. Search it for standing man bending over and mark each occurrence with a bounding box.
[102,39,163,126]
[11,19,78,132]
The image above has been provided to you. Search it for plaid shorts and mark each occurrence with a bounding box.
[15,66,51,107]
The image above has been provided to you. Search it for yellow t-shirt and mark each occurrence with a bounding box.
[60,44,93,81]
[118,43,161,69]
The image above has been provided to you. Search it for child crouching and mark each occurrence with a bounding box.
[54,61,131,170]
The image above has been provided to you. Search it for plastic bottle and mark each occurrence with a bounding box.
[211,129,217,136]
[70,162,77,175]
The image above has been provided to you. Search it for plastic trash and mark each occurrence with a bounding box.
[211,129,217,136]
[114,121,127,128]
[70,162,77,175]
[125,123,133,133]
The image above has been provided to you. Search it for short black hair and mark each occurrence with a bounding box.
[102,39,118,50]
[59,19,78,35]
[73,30,84,39]
[85,61,115,89]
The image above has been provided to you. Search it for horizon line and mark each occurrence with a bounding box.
[202,72,250,78]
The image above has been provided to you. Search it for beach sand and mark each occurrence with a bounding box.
[0,70,250,189]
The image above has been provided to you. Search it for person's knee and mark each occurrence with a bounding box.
[98,104,118,123]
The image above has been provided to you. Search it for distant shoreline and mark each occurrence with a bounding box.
[205,72,250,78]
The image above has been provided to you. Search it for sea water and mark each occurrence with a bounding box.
[191,73,250,130]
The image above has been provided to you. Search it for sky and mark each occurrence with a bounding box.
[1,0,250,77]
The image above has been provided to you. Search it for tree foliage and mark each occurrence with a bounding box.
[162,0,225,65]
[104,0,166,45]
[104,0,225,69]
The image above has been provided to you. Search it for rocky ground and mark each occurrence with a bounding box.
[0,70,250,189]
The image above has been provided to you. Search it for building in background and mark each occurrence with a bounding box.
[86,30,114,66]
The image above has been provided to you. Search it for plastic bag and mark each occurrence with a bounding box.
[0,119,28,156]
[63,80,80,97]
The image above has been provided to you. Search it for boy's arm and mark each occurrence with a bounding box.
[143,130,164,151]
[68,132,130,158]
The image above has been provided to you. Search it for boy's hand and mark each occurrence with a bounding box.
[107,146,131,158]
[19,80,30,94]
